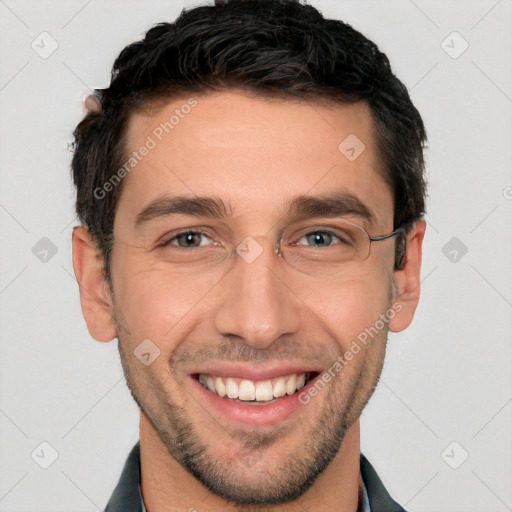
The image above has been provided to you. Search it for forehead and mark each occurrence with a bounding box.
[117,90,393,232]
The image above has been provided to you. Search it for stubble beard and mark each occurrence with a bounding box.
[115,327,387,507]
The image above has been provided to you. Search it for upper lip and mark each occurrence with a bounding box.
[190,363,322,381]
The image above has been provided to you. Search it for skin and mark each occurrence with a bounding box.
[72,90,426,512]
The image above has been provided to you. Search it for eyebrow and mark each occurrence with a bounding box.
[134,190,377,229]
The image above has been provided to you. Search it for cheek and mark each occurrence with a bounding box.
[299,272,392,351]
[112,247,393,357]
[111,256,221,346]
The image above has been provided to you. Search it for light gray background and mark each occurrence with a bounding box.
[0,1,511,511]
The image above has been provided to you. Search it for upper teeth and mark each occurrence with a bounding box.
[198,373,308,402]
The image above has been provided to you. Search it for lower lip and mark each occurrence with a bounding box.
[189,374,319,427]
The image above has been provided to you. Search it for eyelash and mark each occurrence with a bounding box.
[157,230,214,250]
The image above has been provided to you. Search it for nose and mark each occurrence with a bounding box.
[213,235,302,350]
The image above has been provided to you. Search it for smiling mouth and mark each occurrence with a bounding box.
[194,372,319,404]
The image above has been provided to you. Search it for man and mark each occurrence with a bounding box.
[71,1,427,510]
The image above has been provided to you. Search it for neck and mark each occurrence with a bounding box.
[140,413,361,512]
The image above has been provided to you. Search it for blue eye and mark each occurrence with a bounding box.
[296,230,349,248]
[302,231,336,247]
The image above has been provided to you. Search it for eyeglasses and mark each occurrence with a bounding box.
[157,219,406,278]
[272,220,406,276]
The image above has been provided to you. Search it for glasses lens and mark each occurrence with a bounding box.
[279,221,369,276]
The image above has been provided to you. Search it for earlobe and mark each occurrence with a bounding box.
[72,226,117,342]
[388,219,426,333]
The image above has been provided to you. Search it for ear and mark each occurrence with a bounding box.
[72,226,117,342]
[389,219,427,333]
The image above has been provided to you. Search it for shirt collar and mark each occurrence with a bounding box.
[360,472,371,512]
[105,442,407,512]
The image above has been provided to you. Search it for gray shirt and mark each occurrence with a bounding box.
[105,442,407,512]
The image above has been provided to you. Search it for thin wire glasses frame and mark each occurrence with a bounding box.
[273,220,407,271]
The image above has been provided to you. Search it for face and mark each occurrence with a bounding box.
[77,90,421,505]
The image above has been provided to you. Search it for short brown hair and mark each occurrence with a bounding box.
[70,0,427,279]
